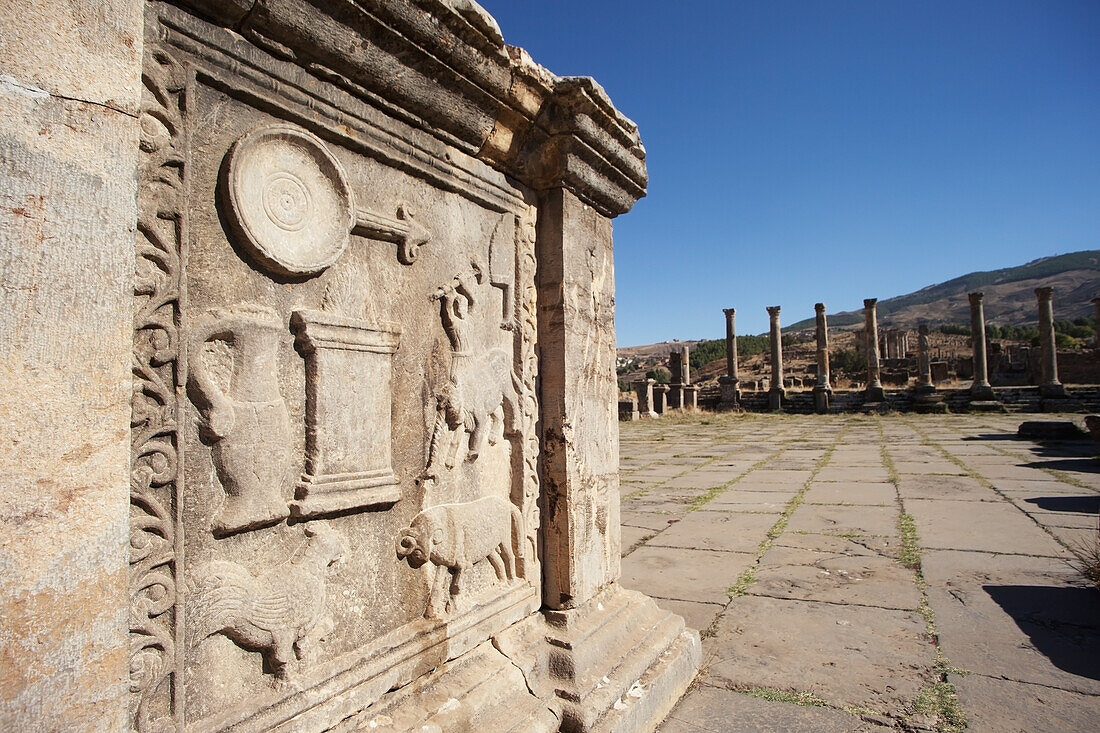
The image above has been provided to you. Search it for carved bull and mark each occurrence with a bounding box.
[396,495,522,618]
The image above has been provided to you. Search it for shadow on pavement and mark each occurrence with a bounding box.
[1021,457,1100,474]
[1024,496,1100,514]
[985,584,1100,681]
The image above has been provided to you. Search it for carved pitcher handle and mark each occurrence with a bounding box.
[188,314,236,441]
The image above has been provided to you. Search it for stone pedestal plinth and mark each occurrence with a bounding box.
[653,384,670,415]
[718,375,741,410]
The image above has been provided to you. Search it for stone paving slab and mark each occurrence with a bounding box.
[952,673,1100,733]
[658,685,879,733]
[802,480,896,505]
[703,596,934,717]
[620,545,754,605]
[618,412,1100,732]
[647,511,777,554]
[751,545,922,610]
[905,497,1071,556]
[895,474,990,500]
[813,465,892,483]
[929,582,1100,695]
[785,503,899,537]
[704,490,794,508]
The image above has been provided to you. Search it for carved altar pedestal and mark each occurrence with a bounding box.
[2,0,700,730]
[291,309,401,518]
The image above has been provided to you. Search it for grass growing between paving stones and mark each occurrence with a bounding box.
[879,422,968,733]
[724,431,846,600]
[737,686,827,707]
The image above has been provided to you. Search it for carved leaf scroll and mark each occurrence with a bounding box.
[131,45,186,733]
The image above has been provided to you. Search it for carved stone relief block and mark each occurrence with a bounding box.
[188,304,292,536]
[291,308,401,518]
[224,124,355,277]
[396,496,522,619]
[189,522,346,678]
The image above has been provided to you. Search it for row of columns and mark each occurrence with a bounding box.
[718,286,1087,412]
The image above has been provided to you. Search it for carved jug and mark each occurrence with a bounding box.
[189,305,291,536]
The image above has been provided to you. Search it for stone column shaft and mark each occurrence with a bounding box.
[723,308,738,380]
[814,303,831,390]
[767,306,784,409]
[1092,298,1100,349]
[538,188,620,609]
[917,324,933,388]
[1035,286,1064,396]
[863,298,885,401]
[968,291,995,401]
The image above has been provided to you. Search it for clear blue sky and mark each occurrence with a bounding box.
[477,1,1100,344]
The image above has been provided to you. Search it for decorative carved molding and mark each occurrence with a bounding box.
[189,522,347,678]
[131,45,186,733]
[188,304,292,536]
[396,497,522,618]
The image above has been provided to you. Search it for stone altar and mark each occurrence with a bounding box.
[0,2,699,730]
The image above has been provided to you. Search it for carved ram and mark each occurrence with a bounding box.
[396,496,522,618]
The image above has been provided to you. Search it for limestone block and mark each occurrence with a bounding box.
[538,188,622,610]
[0,69,139,731]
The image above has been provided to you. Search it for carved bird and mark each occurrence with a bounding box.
[189,522,346,677]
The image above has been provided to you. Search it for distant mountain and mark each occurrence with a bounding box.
[786,250,1100,331]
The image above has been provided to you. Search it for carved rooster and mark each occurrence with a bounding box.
[189,522,346,678]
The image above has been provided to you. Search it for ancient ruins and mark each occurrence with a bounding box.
[2,1,699,730]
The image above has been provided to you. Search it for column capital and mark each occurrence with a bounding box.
[1036,286,1054,301]
[767,305,781,317]
[863,298,878,309]
[815,302,826,313]
[968,291,984,305]
[723,307,736,318]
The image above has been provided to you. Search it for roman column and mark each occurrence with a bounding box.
[863,298,885,402]
[767,306,785,410]
[1092,297,1100,349]
[968,291,996,401]
[719,308,740,408]
[1035,287,1065,397]
[916,325,933,390]
[813,303,831,413]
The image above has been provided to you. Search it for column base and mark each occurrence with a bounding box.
[768,388,785,411]
[1040,382,1067,398]
[970,383,997,402]
[863,385,886,404]
[342,585,699,732]
[543,585,701,733]
[813,386,831,414]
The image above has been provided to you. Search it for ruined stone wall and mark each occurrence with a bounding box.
[0,2,144,728]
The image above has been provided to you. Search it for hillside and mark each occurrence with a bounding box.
[787,250,1100,331]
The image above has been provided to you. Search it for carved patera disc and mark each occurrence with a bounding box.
[226,124,355,276]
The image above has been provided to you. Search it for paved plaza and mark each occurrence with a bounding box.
[618,412,1100,732]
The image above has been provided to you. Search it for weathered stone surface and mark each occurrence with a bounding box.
[658,685,879,733]
[647,511,780,554]
[704,597,933,716]
[0,3,142,728]
[4,1,699,730]
[953,673,1100,733]
[906,498,1070,555]
[785,504,900,537]
[752,546,923,610]
[621,546,755,605]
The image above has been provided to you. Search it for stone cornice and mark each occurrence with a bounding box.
[176,0,647,216]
